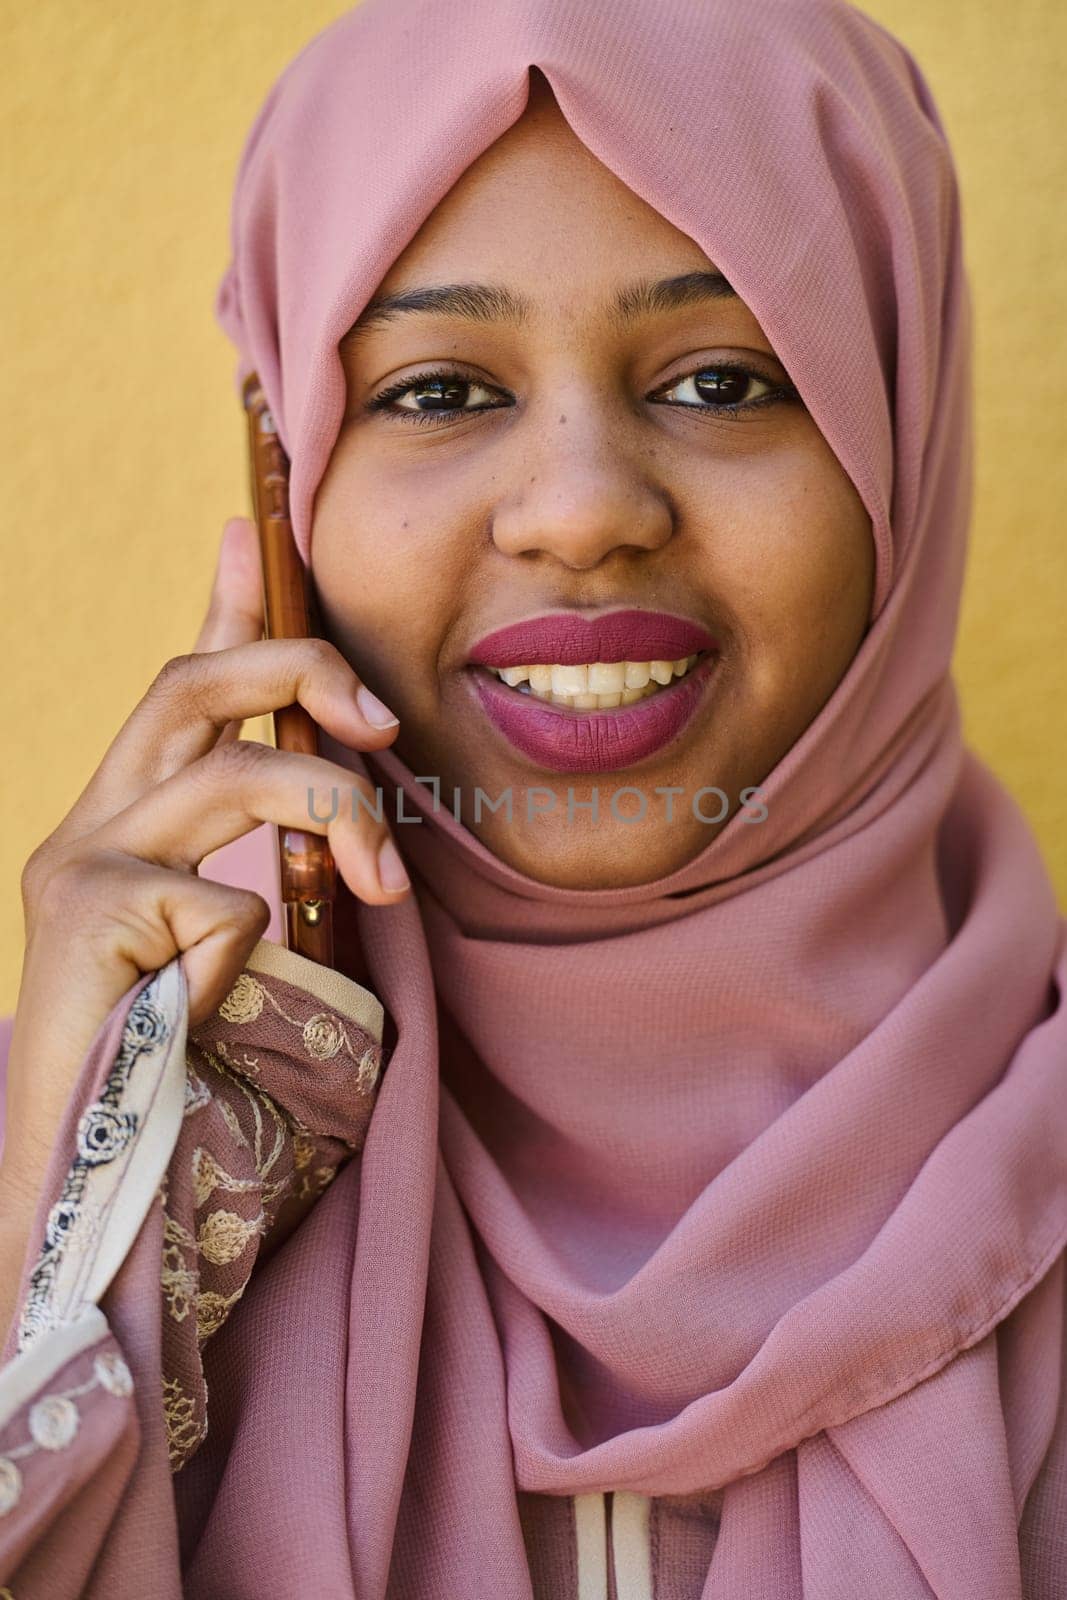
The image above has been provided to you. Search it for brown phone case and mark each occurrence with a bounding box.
[242,372,336,967]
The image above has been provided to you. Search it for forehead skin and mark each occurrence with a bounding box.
[342,70,781,371]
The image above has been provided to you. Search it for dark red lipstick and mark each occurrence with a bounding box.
[463,609,721,774]
[466,609,716,668]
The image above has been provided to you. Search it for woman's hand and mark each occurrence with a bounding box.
[0,518,407,1324]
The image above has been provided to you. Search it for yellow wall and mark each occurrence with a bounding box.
[1,0,1063,1012]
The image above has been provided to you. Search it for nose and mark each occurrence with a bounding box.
[489,394,674,570]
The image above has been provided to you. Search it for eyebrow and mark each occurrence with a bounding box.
[339,270,738,349]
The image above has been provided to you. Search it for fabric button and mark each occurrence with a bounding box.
[94,1351,134,1397]
[28,1395,79,1450]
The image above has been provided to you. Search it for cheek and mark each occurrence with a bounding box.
[310,450,470,684]
[721,449,871,634]
[770,493,872,644]
[695,443,873,716]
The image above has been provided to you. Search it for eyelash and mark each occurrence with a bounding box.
[366,362,801,427]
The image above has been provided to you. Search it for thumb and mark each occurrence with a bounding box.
[193,517,265,656]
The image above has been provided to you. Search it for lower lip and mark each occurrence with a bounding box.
[465,654,719,774]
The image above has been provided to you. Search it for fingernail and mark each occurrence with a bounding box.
[377,836,410,892]
[356,685,399,727]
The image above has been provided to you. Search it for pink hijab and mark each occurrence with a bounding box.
[2,0,1066,1594]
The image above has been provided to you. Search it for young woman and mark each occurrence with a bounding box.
[1,0,1065,1594]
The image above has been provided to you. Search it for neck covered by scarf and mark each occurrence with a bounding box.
[5,1,1067,1596]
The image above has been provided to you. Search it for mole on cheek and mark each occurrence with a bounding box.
[559,414,566,423]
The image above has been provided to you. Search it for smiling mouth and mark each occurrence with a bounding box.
[474,651,708,712]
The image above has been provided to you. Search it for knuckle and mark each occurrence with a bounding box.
[293,635,341,677]
[150,652,201,703]
[220,887,271,932]
[25,849,99,925]
[19,841,55,912]
[201,736,271,783]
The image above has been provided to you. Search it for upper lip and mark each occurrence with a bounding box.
[466,609,718,668]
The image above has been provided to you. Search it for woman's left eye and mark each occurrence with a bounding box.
[655,365,786,412]
[367,363,797,426]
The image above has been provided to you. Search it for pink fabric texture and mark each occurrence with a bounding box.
[2,0,1067,1593]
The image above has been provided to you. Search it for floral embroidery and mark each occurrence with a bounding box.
[214,1038,263,1076]
[0,1352,134,1517]
[161,1212,200,1325]
[216,969,380,1093]
[16,985,170,1355]
[191,1146,258,1208]
[184,1068,213,1117]
[195,1287,246,1343]
[162,1373,207,1469]
[158,961,382,1473]
[75,1103,138,1166]
[303,1012,345,1059]
[45,1193,101,1255]
[6,945,384,1493]
[2,940,385,1529]
[15,1300,59,1347]
[218,972,265,1024]
[216,1093,251,1146]
[197,1208,263,1266]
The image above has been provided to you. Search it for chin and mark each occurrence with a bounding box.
[469,811,715,888]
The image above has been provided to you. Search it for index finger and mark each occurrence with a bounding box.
[49,635,397,858]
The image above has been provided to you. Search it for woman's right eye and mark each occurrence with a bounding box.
[367,369,508,425]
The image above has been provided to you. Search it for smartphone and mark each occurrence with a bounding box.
[242,372,336,967]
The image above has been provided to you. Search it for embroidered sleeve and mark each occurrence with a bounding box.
[158,945,384,1470]
[1,960,191,1578]
[0,937,386,1578]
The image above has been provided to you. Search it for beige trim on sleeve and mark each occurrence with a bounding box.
[244,939,385,1043]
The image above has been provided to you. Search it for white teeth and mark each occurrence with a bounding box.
[551,664,589,695]
[488,655,701,710]
[587,662,626,694]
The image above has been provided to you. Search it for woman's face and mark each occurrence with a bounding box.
[312,77,874,889]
